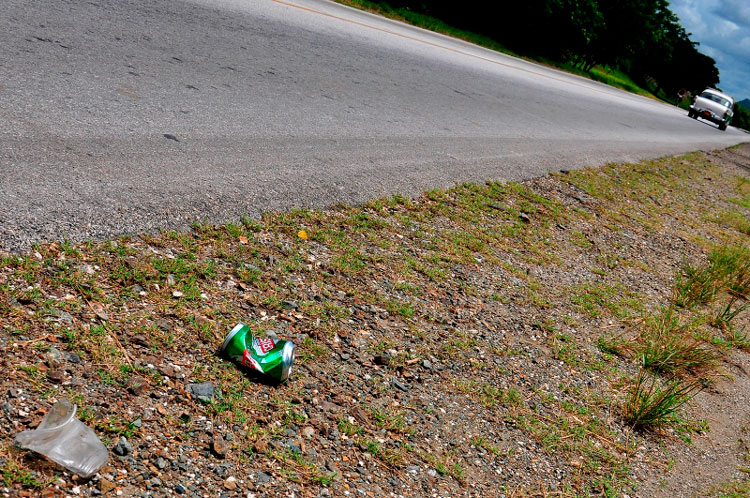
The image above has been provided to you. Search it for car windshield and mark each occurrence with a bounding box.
[700,92,732,108]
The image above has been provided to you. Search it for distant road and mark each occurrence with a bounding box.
[1,0,745,251]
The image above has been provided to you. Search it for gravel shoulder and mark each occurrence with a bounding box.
[1,144,749,498]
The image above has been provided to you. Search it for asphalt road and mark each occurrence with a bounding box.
[1,0,746,252]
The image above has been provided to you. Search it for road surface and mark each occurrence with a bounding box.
[0,0,746,251]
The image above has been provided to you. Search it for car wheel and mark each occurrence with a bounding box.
[718,123,727,131]
[688,110,694,118]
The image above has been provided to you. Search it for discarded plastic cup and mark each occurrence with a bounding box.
[14,399,108,478]
[221,323,295,382]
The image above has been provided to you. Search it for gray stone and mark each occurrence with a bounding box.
[281,300,299,310]
[64,352,81,364]
[114,437,132,456]
[54,310,74,325]
[256,471,272,484]
[45,347,65,369]
[325,461,342,481]
[422,359,433,370]
[392,379,409,392]
[187,381,215,402]
[374,352,392,366]
[212,437,230,458]
[155,457,168,470]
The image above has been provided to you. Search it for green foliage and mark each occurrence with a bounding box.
[732,102,750,132]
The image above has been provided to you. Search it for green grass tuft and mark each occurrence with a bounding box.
[623,369,703,430]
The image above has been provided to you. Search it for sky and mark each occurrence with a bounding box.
[669,0,750,100]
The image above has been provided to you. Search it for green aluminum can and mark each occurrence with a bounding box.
[221,323,295,382]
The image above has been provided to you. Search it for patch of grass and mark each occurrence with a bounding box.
[712,296,750,332]
[711,246,750,299]
[700,478,750,497]
[268,447,335,485]
[470,436,501,456]
[675,261,720,309]
[596,334,633,358]
[1,459,47,488]
[296,336,331,364]
[639,306,719,375]
[570,231,593,249]
[512,408,633,495]
[371,407,413,434]
[570,283,643,319]
[623,369,703,430]
[710,209,750,235]
[675,245,750,309]
[719,327,750,351]
[337,418,363,436]
[454,380,524,409]
[442,331,479,353]
[551,333,580,366]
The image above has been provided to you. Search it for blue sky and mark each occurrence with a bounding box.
[669,0,750,100]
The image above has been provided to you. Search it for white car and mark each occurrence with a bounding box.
[688,88,734,131]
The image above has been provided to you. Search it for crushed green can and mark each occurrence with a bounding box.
[221,323,295,382]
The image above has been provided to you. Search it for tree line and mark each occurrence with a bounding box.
[379,0,720,99]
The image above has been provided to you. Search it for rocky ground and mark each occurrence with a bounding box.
[1,144,749,498]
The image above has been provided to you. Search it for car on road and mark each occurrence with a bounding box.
[688,88,734,131]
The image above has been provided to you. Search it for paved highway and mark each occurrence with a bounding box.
[1,0,746,251]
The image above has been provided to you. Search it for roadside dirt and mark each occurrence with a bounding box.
[1,144,749,498]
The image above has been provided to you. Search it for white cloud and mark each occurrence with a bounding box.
[670,0,750,98]
[714,0,750,28]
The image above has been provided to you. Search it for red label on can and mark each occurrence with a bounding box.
[241,349,262,371]
[253,337,276,356]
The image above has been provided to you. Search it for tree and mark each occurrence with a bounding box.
[373,0,720,99]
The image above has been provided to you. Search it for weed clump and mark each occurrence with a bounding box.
[623,369,703,430]
[638,306,719,375]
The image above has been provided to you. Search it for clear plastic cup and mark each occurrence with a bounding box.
[14,399,108,478]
